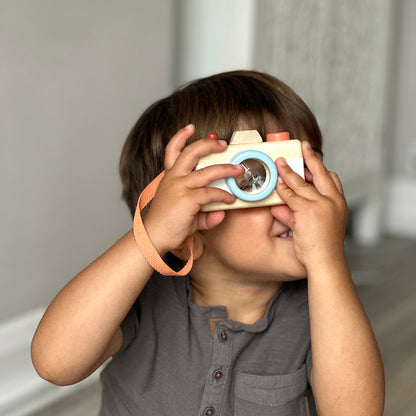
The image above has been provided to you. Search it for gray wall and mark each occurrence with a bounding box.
[0,0,174,321]
[390,0,416,178]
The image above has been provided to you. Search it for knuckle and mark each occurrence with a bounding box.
[202,186,213,197]
[181,144,194,157]
[297,180,310,190]
[195,166,210,180]
[321,167,331,177]
[204,187,224,203]
[198,186,214,201]
[285,189,297,199]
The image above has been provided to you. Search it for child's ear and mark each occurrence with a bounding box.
[171,232,204,262]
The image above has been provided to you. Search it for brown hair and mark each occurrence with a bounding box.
[120,70,322,217]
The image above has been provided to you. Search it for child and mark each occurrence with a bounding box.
[31,70,385,415]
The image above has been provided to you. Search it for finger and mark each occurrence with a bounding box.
[192,186,236,208]
[270,204,296,230]
[302,141,338,196]
[170,137,229,175]
[304,167,313,183]
[276,178,306,211]
[198,210,226,230]
[329,171,344,195]
[276,158,318,201]
[164,124,195,170]
[188,163,244,188]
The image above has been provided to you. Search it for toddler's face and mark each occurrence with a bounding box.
[197,204,307,283]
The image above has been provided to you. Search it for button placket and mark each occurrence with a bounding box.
[213,369,224,381]
[203,406,216,416]
[198,323,233,415]
[218,329,228,343]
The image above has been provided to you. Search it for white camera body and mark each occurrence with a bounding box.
[196,130,304,212]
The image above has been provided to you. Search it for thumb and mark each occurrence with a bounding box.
[198,210,226,230]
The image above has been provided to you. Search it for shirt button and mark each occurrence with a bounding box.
[203,406,215,416]
[213,369,223,381]
[218,329,228,342]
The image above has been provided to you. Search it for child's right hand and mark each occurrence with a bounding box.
[141,124,244,256]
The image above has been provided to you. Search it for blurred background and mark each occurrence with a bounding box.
[1,0,415,415]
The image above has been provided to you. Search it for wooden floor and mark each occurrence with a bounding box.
[27,236,416,416]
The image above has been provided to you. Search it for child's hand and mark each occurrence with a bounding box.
[142,124,244,255]
[274,141,348,270]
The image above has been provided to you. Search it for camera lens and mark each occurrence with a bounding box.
[235,159,268,194]
[227,150,277,202]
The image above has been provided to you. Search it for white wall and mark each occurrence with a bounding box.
[174,0,256,86]
[0,0,174,322]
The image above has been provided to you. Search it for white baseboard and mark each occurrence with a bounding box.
[384,176,416,238]
[0,308,100,416]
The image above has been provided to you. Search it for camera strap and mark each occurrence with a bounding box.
[133,171,194,276]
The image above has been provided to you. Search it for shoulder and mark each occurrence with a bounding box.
[141,272,189,305]
[137,264,190,318]
[119,270,190,351]
[267,279,310,340]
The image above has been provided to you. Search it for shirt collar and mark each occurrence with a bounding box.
[186,277,285,333]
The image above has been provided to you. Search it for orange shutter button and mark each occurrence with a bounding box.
[266,132,290,142]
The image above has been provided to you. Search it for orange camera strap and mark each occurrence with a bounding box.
[133,171,194,276]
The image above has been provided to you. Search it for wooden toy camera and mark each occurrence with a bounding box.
[196,130,304,211]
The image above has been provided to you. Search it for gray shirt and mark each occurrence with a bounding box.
[99,274,316,416]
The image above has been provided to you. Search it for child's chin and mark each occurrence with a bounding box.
[284,275,307,282]
[276,265,307,282]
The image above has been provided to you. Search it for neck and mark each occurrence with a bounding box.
[190,274,282,325]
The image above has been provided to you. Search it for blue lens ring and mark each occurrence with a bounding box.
[226,150,278,201]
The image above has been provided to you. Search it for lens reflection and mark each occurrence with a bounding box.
[235,159,268,194]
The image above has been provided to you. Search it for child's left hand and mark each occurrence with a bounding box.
[274,141,348,270]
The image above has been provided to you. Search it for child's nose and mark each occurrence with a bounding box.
[270,204,295,228]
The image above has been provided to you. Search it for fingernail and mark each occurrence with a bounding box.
[278,176,284,184]
[303,141,312,149]
[218,140,228,147]
[277,158,287,166]
[185,123,194,130]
